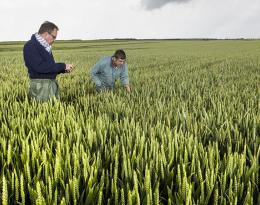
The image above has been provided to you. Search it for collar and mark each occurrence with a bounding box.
[35,33,52,53]
[110,56,119,69]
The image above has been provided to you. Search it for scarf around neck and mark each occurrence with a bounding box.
[35,33,52,53]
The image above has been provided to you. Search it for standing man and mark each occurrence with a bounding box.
[23,21,74,102]
[90,49,131,92]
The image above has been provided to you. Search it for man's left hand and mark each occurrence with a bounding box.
[125,85,131,93]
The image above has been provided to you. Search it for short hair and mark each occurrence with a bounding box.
[113,49,126,60]
[38,21,59,34]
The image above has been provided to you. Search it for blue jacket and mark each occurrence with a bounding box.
[23,34,65,79]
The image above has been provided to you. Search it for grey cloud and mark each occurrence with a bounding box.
[142,0,191,10]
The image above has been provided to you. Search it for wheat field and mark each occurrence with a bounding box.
[0,39,259,204]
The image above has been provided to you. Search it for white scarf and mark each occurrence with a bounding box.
[35,33,52,53]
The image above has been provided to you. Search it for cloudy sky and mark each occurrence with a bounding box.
[0,0,259,41]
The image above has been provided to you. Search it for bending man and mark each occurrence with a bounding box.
[90,49,130,92]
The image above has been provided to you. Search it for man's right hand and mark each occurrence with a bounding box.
[96,85,103,93]
[65,64,74,73]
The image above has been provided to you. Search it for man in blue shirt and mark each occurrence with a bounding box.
[90,49,131,92]
[23,21,74,102]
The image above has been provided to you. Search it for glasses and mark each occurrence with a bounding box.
[48,32,57,40]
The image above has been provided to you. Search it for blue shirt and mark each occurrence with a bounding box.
[90,56,129,91]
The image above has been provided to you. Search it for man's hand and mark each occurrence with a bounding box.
[125,85,131,93]
[65,64,74,73]
[96,85,103,93]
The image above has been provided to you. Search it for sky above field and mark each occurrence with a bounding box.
[0,0,259,41]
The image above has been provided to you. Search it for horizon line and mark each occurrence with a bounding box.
[0,37,259,43]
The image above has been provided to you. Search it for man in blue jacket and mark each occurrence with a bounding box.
[23,21,74,102]
[90,49,131,93]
